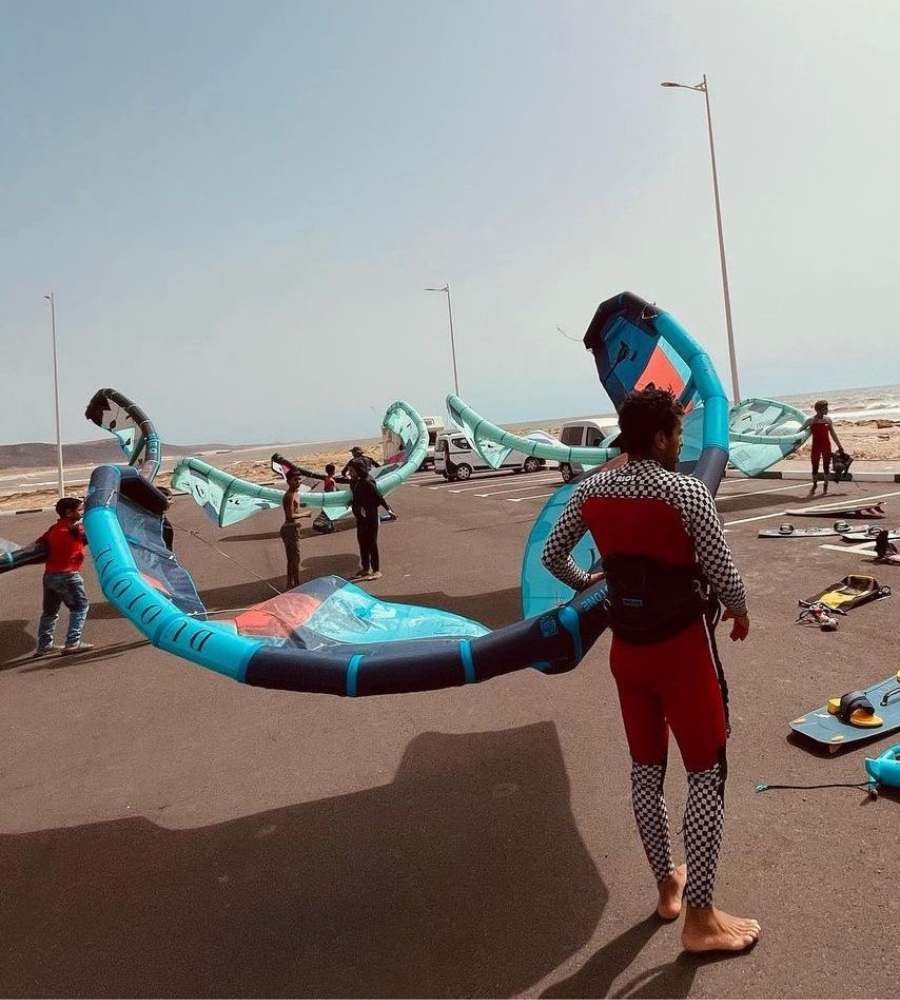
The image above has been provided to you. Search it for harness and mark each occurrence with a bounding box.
[603,553,731,734]
[602,554,710,644]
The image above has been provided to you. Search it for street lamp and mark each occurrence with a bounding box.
[43,292,65,498]
[425,283,460,395]
[661,75,741,403]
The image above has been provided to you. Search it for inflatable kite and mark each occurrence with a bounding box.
[448,394,807,482]
[171,401,427,529]
[521,291,730,616]
[84,387,162,483]
[83,465,607,695]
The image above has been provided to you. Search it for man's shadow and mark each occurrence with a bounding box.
[1,723,607,999]
[543,917,748,998]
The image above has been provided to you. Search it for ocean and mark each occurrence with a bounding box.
[779,383,900,423]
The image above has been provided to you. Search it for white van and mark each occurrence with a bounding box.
[421,415,445,470]
[434,432,545,481]
[556,415,619,482]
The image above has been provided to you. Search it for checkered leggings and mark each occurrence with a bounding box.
[631,759,725,908]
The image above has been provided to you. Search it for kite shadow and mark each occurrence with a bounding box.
[0,619,38,668]
[0,723,606,999]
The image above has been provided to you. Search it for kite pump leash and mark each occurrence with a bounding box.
[168,518,284,598]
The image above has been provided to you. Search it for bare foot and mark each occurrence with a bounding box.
[657,864,686,920]
[682,904,760,953]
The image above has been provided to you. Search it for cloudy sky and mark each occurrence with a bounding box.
[2,0,898,445]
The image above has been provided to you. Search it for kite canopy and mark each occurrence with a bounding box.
[445,395,616,471]
[171,401,428,528]
[85,388,162,482]
[522,291,730,617]
[84,465,608,695]
[727,397,808,476]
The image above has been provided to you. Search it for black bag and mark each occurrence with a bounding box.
[831,449,853,483]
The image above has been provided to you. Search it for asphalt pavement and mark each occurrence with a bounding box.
[3,467,900,998]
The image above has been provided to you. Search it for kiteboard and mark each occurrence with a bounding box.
[758,522,853,538]
[784,502,885,519]
[790,670,900,751]
[840,526,900,544]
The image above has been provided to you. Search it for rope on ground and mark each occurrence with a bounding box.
[168,518,283,598]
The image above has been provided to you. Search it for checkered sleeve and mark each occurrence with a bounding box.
[681,479,747,616]
[541,483,592,591]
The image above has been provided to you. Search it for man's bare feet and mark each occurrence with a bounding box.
[657,864,686,920]
[682,904,760,953]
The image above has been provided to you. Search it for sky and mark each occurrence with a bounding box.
[2,0,899,446]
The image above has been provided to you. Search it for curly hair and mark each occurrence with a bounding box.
[814,399,829,413]
[617,385,684,455]
[55,496,83,517]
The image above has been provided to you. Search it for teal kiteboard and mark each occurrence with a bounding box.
[791,669,900,751]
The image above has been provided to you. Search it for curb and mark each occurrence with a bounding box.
[725,470,900,484]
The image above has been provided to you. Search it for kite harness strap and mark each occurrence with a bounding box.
[602,554,710,644]
[602,554,731,736]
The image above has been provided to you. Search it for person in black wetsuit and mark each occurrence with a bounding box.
[347,459,393,580]
[341,446,381,478]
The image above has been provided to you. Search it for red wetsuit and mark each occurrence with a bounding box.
[810,420,832,474]
[542,459,747,771]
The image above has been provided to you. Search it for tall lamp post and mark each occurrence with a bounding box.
[43,292,65,498]
[425,283,460,395]
[661,75,741,404]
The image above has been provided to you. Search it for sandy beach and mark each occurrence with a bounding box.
[1,418,898,516]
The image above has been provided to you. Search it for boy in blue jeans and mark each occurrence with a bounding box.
[33,496,95,657]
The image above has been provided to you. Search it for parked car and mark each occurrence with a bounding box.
[556,416,619,482]
[434,433,544,481]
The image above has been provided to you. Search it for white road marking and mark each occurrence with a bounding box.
[716,482,809,500]
[724,489,900,527]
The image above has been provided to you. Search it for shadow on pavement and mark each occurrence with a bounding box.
[0,619,37,667]
[1,723,605,998]
[543,918,748,999]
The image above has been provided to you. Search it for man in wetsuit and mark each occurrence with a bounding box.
[542,386,759,953]
[340,446,381,478]
[800,400,844,496]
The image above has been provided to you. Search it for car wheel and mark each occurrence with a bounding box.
[560,463,573,482]
[455,463,473,481]
[523,457,541,474]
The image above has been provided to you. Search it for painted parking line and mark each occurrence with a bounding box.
[470,478,563,497]
[507,493,555,503]
[426,474,556,492]
[716,482,809,500]
[724,489,900,527]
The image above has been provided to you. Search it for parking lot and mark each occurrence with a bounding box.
[3,469,900,998]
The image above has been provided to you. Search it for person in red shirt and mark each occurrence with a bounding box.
[33,496,95,657]
[323,463,337,493]
[800,400,844,496]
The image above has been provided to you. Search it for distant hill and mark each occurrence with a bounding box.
[0,440,235,471]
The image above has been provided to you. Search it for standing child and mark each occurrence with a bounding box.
[324,463,337,493]
[280,470,305,589]
[800,400,844,496]
[33,496,95,657]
